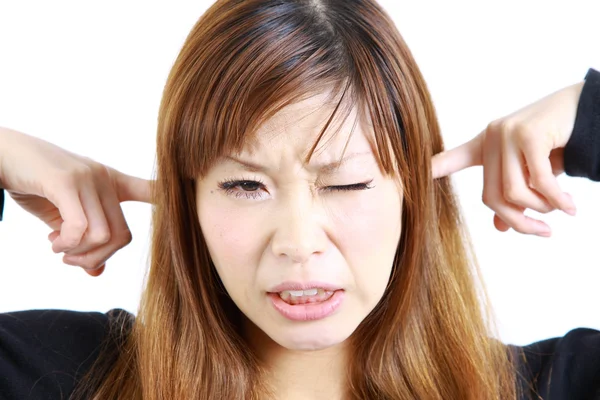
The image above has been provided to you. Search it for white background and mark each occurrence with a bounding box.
[0,1,598,346]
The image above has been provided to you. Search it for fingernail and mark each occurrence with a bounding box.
[537,223,551,236]
[562,193,576,215]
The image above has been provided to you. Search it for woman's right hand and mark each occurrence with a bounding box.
[0,128,152,276]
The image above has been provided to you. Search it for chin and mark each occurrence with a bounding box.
[268,321,355,351]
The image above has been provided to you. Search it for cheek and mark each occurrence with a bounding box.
[333,183,402,300]
[196,191,264,286]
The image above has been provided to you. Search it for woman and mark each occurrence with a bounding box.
[0,0,599,399]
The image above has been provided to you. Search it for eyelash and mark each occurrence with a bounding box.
[217,178,375,200]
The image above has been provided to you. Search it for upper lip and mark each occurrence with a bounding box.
[268,281,343,293]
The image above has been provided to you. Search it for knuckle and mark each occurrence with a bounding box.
[481,192,491,207]
[503,185,521,204]
[529,175,553,191]
[67,219,88,236]
[88,229,111,245]
[488,119,513,137]
[89,162,111,180]
[72,164,94,180]
[512,121,532,138]
[62,229,86,246]
[487,119,503,133]
[481,191,496,208]
[81,261,103,271]
[55,165,92,187]
[117,229,133,246]
[75,255,103,271]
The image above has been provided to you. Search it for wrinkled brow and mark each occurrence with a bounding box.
[223,151,372,174]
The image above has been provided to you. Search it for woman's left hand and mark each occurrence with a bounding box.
[432,81,584,237]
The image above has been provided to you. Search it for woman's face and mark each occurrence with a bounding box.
[196,93,403,351]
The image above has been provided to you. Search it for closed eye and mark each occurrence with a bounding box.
[323,180,374,192]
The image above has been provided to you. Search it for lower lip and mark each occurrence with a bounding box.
[267,290,345,321]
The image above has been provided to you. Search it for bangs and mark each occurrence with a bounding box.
[162,0,410,194]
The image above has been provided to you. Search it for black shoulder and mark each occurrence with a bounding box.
[512,327,600,399]
[0,308,133,399]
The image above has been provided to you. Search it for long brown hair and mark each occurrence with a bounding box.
[75,0,527,398]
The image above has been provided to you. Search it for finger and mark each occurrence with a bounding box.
[53,183,111,254]
[63,252,108,275]
[85,264,105,277]
[114,170,153,203]
[501,138,554,214]
[493,204,552,237]
[46,187,89,253]
[549,148,565,176]
[48,230,60,242]
[493,214,510,232]
[522,137,576,215]
[63,243,121,272]
[432,134,483,178]
[48,229,106,273]
[482,133,551,236]
[63,181,132,268]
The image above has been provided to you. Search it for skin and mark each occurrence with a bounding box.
[432,81,583,235]
[0,74,582,399]
[195,91,403,398]
[0,80,580,276]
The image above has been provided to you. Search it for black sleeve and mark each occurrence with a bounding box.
[564,68,600,181]
[0,188,4,221]
[0,308,132,400]
[512,328,600,399]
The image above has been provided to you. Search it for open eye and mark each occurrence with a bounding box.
[218,179,268,200]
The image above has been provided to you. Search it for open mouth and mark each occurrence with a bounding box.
[276,288,336,305]
[267,289,345,321]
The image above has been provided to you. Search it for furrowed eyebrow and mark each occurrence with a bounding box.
[224,151,371,174]
[223,156,267,173]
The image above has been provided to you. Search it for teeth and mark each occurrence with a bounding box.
[279,288,325,298]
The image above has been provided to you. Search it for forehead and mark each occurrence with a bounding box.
[243,91,376,162]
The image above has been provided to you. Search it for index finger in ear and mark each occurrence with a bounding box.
[114,171,154,204]
[432,134,483,179]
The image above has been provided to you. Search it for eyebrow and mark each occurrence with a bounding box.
[224,151,371,174]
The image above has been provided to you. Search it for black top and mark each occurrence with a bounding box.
[0,309,126,400]
[0,68,599,399]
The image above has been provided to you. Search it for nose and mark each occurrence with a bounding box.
[270,191,327,264]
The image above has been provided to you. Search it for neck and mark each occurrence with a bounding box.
[243,319,349,400]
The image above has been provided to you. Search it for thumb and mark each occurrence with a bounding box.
[432,134,483,178]
[113,170,154,203]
